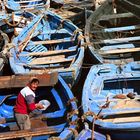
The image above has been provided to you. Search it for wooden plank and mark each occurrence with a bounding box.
[0,72,58,89]
[94,36,140,45]
[100,12,134,21]
[100,44,135,51]
[101,109,140,117]
[19,49,76,56]
[30,38,74,45]
[93,24,140,33]
[113,116,140,123]
[116,0,140,19]
[99,47,140,55]
[20,3,44,8]
[20,48,76,57]
[29,55,73,65]
[16,0,42,3]
[0,126,61,140]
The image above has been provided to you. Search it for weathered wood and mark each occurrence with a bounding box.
[20,3,44,8]
[29,55,73,65]
[100,12,134,21]
[0,72,58,89]
[101,109,140,117]
[116,0,140,19]
[20,48,76,56]
[93,24,140,33]
[15,0,42,3]
[100,44,135,51]
[94,36,140,45]
[18,15,43,52]
[113,116,140,123]
[0,126,61,140]
[31,38,74,45]
[99,47,140,55]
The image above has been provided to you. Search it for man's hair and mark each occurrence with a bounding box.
[30,77,39,84]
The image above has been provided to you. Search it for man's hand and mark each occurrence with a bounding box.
[35,103,44,109]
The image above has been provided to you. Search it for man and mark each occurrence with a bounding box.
[14,77,44,140]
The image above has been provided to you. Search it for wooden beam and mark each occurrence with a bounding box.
[100,44,135,51]
[101,109,140,117]
[100,12,134,21]
[15,0,42,3]
[116,0,140,19]
[30,38,74,45]
[20,3,44,8]
[0,126,62,139]
[29,55,73,65]
[94,36,140,45]
[93,24,140,33]
[0,72,58,89]
[20,49,76,57]
[113,116,140,123]
[99,47,140,55]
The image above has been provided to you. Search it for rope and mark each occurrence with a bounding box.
[69,118,79,126]
[67,97,78,105]
[68,128,78,137]
[48,137,61,140]
[67,109,79,120]
[4,16,24,27]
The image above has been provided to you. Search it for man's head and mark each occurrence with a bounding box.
[28,77,39,91]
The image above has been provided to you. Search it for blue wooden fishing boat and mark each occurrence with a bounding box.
[82,62,140,140]
[85,0,140,64]
[0,73,78,139]
[4,0,50,12]
[9,11,84,87]
[76,123,106,140]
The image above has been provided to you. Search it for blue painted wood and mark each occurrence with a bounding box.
[5,0,50,11]
[0,76,78,139]
[76,123,106,140]
[82,62,140,140]
[9,10,84,86]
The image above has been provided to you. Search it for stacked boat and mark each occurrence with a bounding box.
[82,0,140,140]
[0,0,85,139]
[85,0,140,64]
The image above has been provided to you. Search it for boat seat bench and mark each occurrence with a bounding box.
[0,126,62,140]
